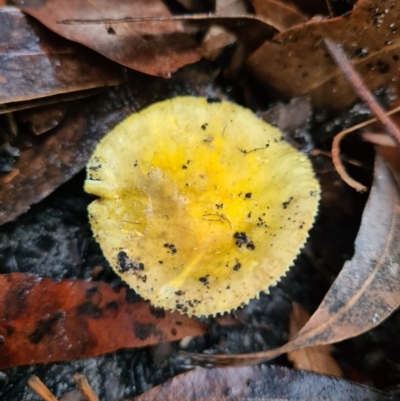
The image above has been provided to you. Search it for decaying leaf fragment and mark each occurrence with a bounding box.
[85,97,320,316]
[0,273,205,369]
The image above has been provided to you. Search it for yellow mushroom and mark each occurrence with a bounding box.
[85,97,320,317]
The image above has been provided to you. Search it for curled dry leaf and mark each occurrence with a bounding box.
[248,0,400,109]
[183,155,400,366]
[0,8,124,105]
[249,0,309,32]
[0,273,205,369]
[10,0,203,78]
[129,365,398,401]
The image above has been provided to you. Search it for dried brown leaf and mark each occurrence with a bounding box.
[0,7,124,104]
[248,0,400,109]
[0,273,205,369]
[129,365,397,401]
[184,155,400,367]
[57,14,277,61]
[250,0,309,31]
[11,0,203,78]
[201,25,237,61]
[287,302,343,377]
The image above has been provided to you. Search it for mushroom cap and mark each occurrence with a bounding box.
[85,97,320,316]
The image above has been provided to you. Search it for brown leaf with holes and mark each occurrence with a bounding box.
[248,0,400,109]
[10,0,203,78]
[287,302,343,377]
[0,8,124,105]
[0,273,205,369]
[183,155,400,367]
[250,0,309,32]
[128,365,397,401]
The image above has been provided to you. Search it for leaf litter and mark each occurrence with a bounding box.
[0,0,397,399]
[248,0,400,109]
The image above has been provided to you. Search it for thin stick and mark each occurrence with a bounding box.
[331,127,367,192]
[325,0,334,18]
[73,374,100,401]
[324,39,400,148]
[310,149,364,167]
[27,376,58,401]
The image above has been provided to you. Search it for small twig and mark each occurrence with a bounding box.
[73,374,100,401]
[325,0,334,18]
[324,39,400,148]
[330,111,400,192]
[331,127,367,193]
[27,376,58,401]
[310,149,364,167]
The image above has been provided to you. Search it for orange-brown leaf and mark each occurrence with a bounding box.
[0,273,205,369]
